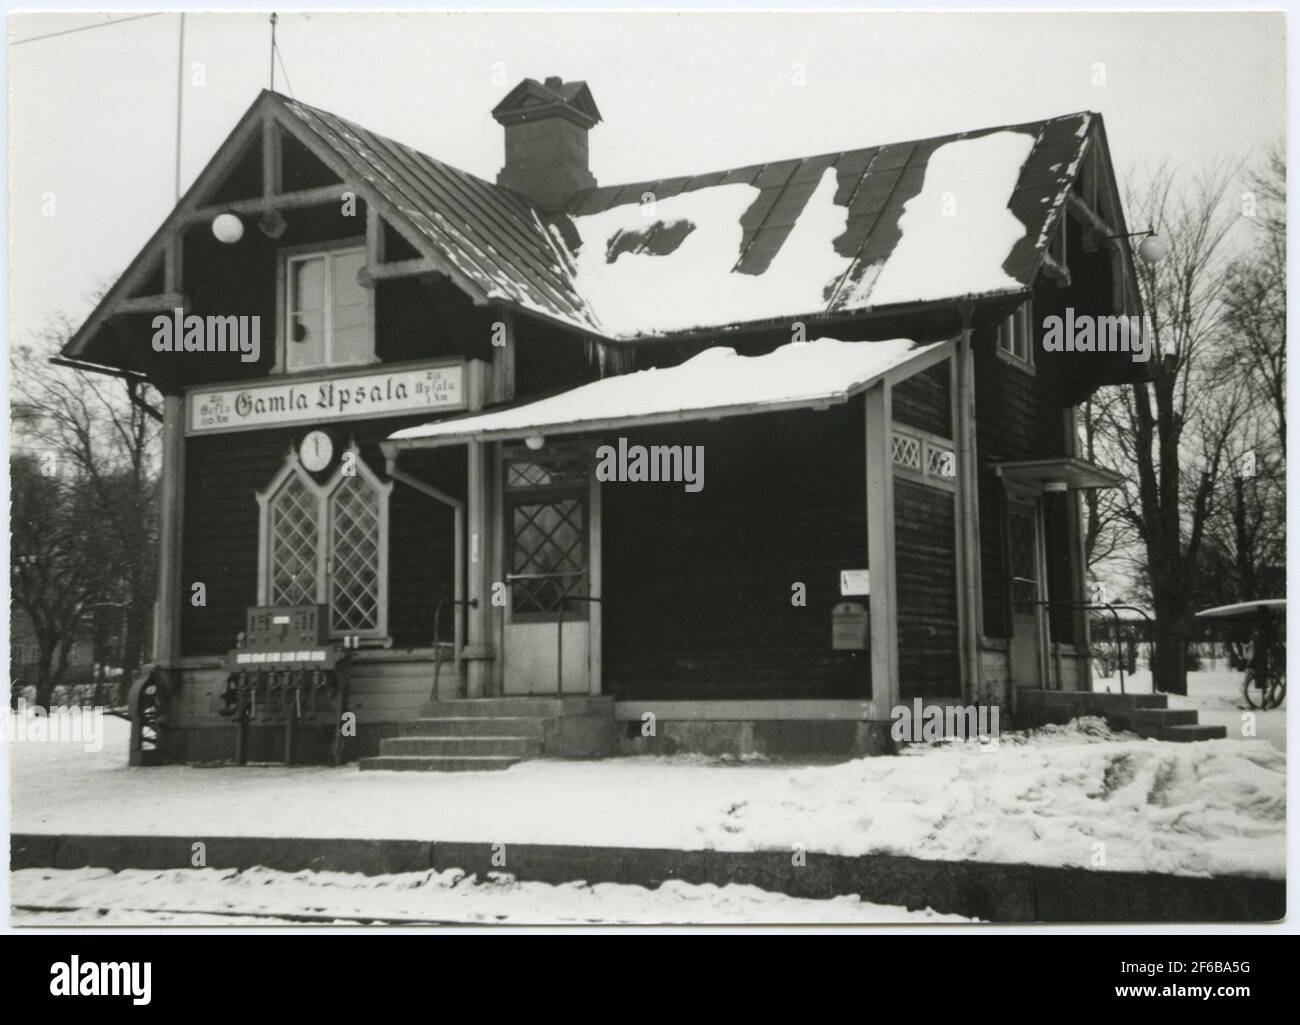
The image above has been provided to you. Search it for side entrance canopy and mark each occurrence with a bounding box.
[383,336,953,451]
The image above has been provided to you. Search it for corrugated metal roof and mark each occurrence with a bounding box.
[280,97,601,333]
[286,100,1092,341]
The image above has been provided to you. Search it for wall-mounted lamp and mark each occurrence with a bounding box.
[211,212,244,244]
[525,432,545,451]
[1103,225,1168,266]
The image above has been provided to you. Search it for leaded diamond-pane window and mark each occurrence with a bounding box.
[511,498,586,614]
[269,473,319,606]
[507,459,588,489]
[329,473,382,633]
[258,447,391,640]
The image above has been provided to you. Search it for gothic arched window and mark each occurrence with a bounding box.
[256,445,392,639]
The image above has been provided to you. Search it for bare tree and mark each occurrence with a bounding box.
[1221,146,1286,453]
[10,319,161,681]
[10,455,114,707]
[1092,160,1245,694]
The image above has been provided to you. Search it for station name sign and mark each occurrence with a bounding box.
[187,361,465,435]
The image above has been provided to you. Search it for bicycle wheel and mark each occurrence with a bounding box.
[1267,674,1286,710]
[1243,669,1265,709]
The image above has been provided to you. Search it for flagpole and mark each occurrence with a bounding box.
[174,12,185,201]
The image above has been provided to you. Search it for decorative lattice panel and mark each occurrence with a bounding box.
[329,474,382,632]
[269,474,319,607]
[891,433,922,470]
[512,498,585,613]
[926,442,956,479]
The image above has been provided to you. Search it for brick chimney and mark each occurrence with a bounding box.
[491,76,601,212]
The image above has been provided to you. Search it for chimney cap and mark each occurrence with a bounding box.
[492,76,601,129]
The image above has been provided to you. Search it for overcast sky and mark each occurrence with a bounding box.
[7,9,1286,343]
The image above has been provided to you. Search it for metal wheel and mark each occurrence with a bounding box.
[1266,673,1286,710]
[1242,669,1267,710]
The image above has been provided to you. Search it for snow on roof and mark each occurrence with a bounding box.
[848,131,1036,307]
[566,168,853,338]
[387,336,949,446]
[557,121,1084,339]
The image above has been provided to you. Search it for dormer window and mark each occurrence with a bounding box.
[997,301,1033,367]
[282,243,373,372]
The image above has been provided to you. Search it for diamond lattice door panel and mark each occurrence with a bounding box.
[270,474,319,606]
[329,474,382,632]
[511,498,585,614]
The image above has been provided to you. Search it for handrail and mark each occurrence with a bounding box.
[1012,599,1153,694]
[430,596,478,701]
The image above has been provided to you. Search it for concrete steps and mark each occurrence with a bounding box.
[1018,689,1227,742]
[360,695,615,772]
[360,754,521,772]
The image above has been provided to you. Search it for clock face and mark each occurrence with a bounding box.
[300,431,334,472]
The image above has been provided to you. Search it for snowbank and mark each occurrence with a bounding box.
[12,866,972,926]
[694,721,1285,878]
[9,711,1284,880]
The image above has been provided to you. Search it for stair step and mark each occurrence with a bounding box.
[1145,723,1228,742]
[1108,708,1200,728]
[379,736,542,758]
[359,755,521,773]
[419,696,612,718]
[403,716,547,739]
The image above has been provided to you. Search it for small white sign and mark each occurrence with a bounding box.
[840,569,870,596]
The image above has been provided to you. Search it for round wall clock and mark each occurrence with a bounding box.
[300,430,334,472]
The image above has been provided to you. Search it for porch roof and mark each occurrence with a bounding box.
[384,336,952,450]
[992,455,1124,491]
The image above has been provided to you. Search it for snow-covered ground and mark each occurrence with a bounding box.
[10,866,971,926]
[8,703,1285,880]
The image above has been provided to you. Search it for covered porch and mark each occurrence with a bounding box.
[380,337,963,751]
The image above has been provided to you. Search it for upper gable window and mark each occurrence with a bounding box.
[997,302,1033,367]
[283,245,373,372]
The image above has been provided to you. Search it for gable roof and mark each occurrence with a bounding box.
[62,92,1116,369]
[281,96,598,330]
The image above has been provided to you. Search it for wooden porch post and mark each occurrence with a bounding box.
[153,394,185,666]
[462,358,496,698]
[955,305,985,705]
[865,381,899,714]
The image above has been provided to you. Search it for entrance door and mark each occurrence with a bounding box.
[1008,499,1047,689]
[502,454,592,695]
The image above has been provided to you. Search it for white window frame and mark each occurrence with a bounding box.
[277,240,375,374]
[997,301,1035,370]
[255,445,392,641]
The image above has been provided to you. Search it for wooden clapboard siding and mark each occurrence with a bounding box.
[601,401,870,700]
[180,415,460,656]
[893,477,961,697]
[891,359,952,438]
[973,302,1074,639]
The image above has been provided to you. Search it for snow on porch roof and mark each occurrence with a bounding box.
[384,337,952,450]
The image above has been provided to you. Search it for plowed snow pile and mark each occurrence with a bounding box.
[694,719,1285,878]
